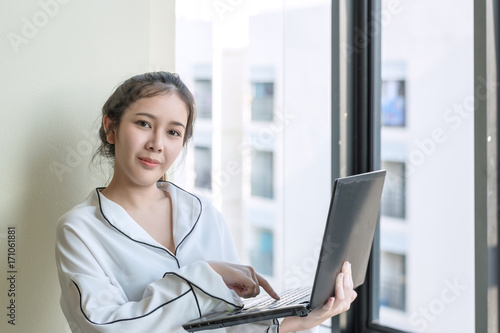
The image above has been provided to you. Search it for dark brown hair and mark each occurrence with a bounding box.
[95,71,196,160]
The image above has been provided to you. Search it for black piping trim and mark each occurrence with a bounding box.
[96,183,203,269]
[162,271,243,310]
[95,188,180,266]
[157,181,203,253]
[273,318,279,328]
[71,280,191,325]
[189,283,203,318]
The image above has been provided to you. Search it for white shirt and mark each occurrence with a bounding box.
[55,182,280,332]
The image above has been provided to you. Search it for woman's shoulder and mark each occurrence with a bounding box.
[57,189,102,230]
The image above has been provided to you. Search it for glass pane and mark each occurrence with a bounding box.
[251,82,274,121]
[194,146,212,190]
[175,0,332,304]
[381,161,405,219]
[380,251,406,311]
[251,150,274,199]
[194,79,212,119]
[375,0,474,331]
[249,227,274,276]
[381,80,406,127]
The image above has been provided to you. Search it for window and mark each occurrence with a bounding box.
[368,0,474,332]
[194,79,212,119]
[379,251,406,311]
[380,160,405,219]
[194,146,212,190]
[330,0,477,332]
[251,150,274,199]
[251,82,274,122]
[381,80,405,127]
[249,227,274,276]
[176,1,332,309]
[175,1,495,331]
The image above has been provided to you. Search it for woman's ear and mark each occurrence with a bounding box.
[103,115,116,144]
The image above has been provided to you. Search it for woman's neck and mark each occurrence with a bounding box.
[100,179,165,211]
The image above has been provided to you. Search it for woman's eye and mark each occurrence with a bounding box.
[168,130,181,137]
[137,121,151,128]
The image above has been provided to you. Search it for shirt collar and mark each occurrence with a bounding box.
[95,182,202,253]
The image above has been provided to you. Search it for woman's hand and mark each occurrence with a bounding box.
[279,261,357,333]
[207,261,280,300]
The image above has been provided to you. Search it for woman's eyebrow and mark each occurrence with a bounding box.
[135,112,186,128]
[170,121,186,128]
[135,112,156,119]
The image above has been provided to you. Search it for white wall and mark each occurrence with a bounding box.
[0,1,175,331]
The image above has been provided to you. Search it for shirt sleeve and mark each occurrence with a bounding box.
[56,222,242,333]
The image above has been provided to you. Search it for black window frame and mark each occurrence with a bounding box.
[330,0,500,332]
[474,0,500,332]
[330,0,384,330]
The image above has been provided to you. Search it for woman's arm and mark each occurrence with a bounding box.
[56,224,242,333]
[207,260,356,333]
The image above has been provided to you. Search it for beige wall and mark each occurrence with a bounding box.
[0,1,175,331]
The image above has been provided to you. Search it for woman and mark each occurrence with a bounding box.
[55,72,357,332]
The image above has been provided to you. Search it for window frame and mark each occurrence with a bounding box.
[330,0,385,331]
[473,0,500,332]
[329,0,500,332]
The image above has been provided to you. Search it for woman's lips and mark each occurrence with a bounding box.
[138,157,160,168]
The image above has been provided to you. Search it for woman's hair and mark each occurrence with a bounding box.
[95,71,196,161]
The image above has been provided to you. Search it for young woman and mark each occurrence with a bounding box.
[55,72,357,332]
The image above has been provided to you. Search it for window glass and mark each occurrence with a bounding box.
[194,146,212,190]
[251,150,274,199]
[381,80,406,127]
[249,227,274,276]
[251,82,274,121]
[380,251,406,311]
[375,0,474,332]
[381,160,405,219]
[176,5,332,329]
[194,79,213,119]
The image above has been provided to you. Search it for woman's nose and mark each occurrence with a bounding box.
[147,132,163,152]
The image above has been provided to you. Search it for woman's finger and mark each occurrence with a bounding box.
[257,273,280,300]
[343,268,354,290]
[335,272,345,302]
[249,268,261,297]
[342,262,355,302]
[342,261,352,275]
[322,296,335,311]
[351,290,358,302]
[207,261,280,299]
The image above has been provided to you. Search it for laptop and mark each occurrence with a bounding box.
[183,170,386,332]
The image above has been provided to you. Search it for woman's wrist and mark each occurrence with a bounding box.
[279,317,302,333]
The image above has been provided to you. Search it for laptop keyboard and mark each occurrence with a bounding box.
[242,286,312,311]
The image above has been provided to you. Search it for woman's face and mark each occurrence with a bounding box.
[104,93,188,188]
